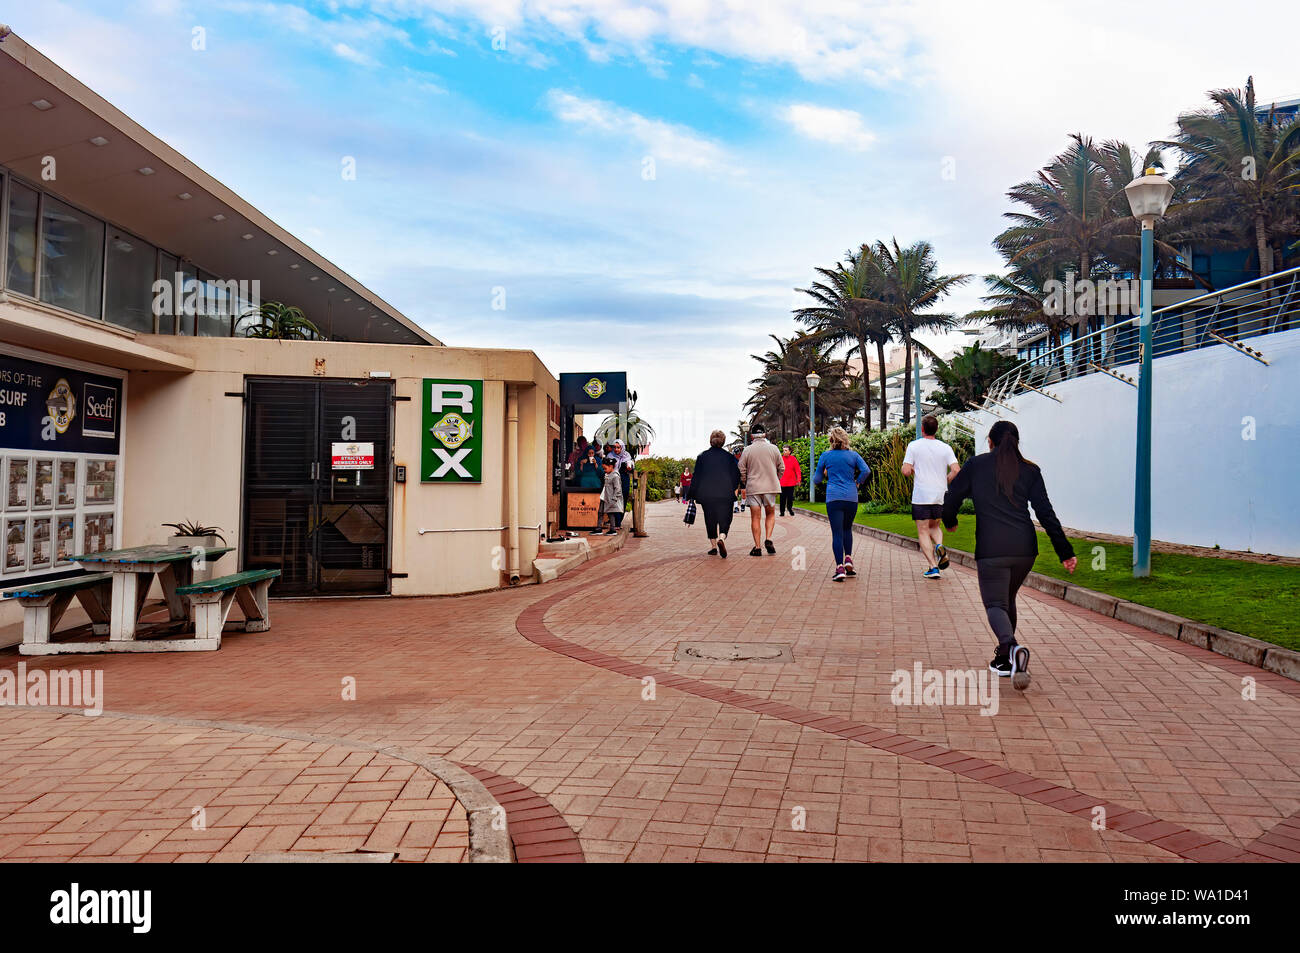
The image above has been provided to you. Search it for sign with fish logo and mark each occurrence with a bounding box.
[422,379,482,483]
[582,377,606,399]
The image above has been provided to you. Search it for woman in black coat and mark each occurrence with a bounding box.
[687,429,742,557]
[942,420,1077,691]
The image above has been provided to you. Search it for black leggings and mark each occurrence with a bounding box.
[779,486,795,516]
[697,496,734,540]
[975,555,1036,655]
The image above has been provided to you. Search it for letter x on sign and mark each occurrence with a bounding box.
[430,448,471,478]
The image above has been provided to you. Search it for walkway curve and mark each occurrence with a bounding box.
[516,533,1288,864]
[1,705,514,863]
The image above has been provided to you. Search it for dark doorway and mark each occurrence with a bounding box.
[242,378,392,595]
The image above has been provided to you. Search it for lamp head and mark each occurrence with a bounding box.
[1124,168,1174,225]
[806,372,822,389]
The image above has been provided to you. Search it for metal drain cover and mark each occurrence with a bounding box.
[674,642,794,663]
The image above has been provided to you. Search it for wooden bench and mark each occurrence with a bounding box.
[3,574,114,647]
[175,569,280,642]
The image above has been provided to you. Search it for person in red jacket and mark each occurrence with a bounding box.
[778,444,802,516]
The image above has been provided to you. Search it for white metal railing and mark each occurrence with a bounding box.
[980,266,1300,410]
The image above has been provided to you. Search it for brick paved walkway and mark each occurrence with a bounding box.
[1,502,1297,862]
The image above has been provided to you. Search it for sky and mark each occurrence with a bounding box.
[10,0,1299,455]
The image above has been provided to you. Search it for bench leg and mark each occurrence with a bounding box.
[20,592,74,646]
[234,580,272,633]
[75,582,113,637]
[158,564,191,622]
[110,572,152,641]
[189,591,236,644]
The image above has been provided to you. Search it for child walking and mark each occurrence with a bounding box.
[600,456,625,535]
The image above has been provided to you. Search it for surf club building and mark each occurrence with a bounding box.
[0,30,566,643]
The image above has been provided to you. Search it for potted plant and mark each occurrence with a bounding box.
[163,520,226,582]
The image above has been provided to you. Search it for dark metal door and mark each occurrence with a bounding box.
[242,378,391,596]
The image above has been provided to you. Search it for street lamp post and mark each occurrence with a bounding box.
[806,372,821,503]
[1123,168,1174,579]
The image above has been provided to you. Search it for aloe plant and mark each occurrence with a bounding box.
[163,521,226,544]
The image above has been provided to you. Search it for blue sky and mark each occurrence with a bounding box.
[14,0,1299,454]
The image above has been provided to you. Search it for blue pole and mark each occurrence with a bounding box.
[809,387,816,504]
[1133,222,1154,578]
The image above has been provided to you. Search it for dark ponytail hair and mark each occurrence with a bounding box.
[988,420,1025,501]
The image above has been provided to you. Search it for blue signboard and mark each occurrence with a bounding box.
[0,353,122,455]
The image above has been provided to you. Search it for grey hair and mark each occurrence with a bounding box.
[709,429,726,448]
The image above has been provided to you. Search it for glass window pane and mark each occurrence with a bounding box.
[39,195,104,318]
[178,262,197,335]
[5,180,38,297]
[157,253,178,333]
[196,270,230,337]
[104,230,156,332]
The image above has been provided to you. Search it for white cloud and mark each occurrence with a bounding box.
[781,104,876,151]
[545,90,732,170]
[332,42,377,67]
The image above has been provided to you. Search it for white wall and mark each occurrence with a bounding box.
[975,327,1300,557]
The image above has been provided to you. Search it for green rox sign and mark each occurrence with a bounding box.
[422,379,482,483]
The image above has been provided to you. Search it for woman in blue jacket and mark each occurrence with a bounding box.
[813,426,871,581]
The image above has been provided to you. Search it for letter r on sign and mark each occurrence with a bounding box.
[429,384,474,414]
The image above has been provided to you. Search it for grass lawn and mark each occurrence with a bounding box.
[795,503,1300,651]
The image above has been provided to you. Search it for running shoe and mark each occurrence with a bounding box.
[934,543,950,570]
[765,539,776,554]
[923,567,941,580]
[707,547,718,556]
[717,538,727,558]
[989,656,1012,677]
[833,565,846,582]
[1010,645,1031,691]
[844,555,856,576]
[749,547,763,557]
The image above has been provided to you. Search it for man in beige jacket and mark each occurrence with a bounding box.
[738,424,784,556]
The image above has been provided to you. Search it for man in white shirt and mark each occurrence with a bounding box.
[901,414,960,579]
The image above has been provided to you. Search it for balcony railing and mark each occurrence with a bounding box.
[981,266,1300,410]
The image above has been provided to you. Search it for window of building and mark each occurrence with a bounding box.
[39,194,104,319]
[5,179,38,298]
[157,252,179,333]
[104,228,157,332]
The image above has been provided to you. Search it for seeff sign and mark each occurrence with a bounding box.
[422,379,482,483]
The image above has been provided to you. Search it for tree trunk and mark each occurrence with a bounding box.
[1256,214,1273,285]
[858,337,871,431]
[875,339,888,430]
[902,332,913,426]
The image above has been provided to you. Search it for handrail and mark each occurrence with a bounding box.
[979,267,1300,409]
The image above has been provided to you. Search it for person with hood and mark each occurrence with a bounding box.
[610,439,634,503]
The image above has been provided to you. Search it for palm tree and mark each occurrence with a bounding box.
[1158,77,1300,281]
[744,333,855,438]
[968,265,1076,352]
[928,343,1021,413]
[240,301,321,340]
[865,239,970,425]
[794,245,891,430]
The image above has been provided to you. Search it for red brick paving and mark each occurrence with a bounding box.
[0,502,1297,863]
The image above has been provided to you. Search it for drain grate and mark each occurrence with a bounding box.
[674,642,794,663]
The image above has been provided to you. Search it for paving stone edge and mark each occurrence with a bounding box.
[0,706,515,863]
[794,508,1299,683]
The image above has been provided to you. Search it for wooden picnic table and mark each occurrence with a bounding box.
[72,545,234,643]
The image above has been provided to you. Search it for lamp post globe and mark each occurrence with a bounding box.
[1125,168,1172,579]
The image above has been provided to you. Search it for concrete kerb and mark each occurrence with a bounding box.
[0,705,515,863]
[793,507,1300,683]
[534,525,629,583]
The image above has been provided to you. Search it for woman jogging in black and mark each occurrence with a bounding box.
[941,420,1077,690]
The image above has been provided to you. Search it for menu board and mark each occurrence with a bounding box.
[55,515,75,566]
[33,459,54,509]
[5,517,28,572]
[30,515,51,569]
[6,458,30,510]
[57,460,77,508]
